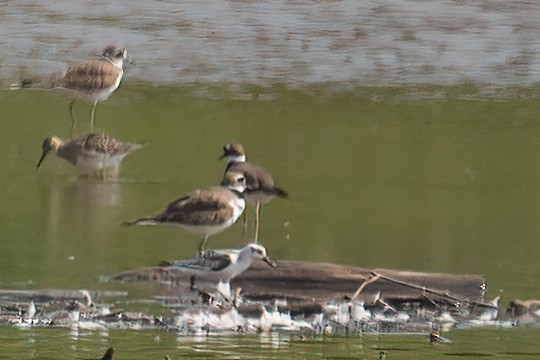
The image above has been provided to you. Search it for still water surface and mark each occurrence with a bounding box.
[3,326,540,359]
[2,85,540,357]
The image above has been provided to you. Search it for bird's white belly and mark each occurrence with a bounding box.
[76,153,123,173]
[179,223,234,237]
[178,199,245,237]
[231,198,246,222]
[81,70,123,102]
[98,72,122,101]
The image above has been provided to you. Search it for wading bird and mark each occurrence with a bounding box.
[123,173,247,251]
[220,143,287,243]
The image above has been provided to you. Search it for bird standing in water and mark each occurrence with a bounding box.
[61,45,128,135]
[37,132,143,179]
[220,143,287,243]
[123,172,247,251]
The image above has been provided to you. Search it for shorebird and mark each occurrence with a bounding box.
[220,143,288,243]
[37,132,143,178]
[61,45,128,134]
[123,172,247,251]
[168,243,275,283]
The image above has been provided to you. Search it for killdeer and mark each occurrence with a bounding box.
[123,172,247,251]
[62,45,127,134]
[220,143,288,243]
[37,132,143,178]
[167,243,275,283]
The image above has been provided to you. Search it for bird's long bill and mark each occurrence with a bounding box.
[36,150,49,169]
[262,256,277,268]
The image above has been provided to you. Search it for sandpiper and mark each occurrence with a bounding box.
[220,143,288,243]
[123,172,247,251]
[168,243,275,283]
[61,45,127,134]
[37,132,143,178]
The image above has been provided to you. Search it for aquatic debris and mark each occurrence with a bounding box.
[0,263,537,336]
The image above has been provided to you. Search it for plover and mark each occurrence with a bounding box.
[62,45,127,134]
[123,172,247,251]
[37,132,143,178]
[220,143,288,243]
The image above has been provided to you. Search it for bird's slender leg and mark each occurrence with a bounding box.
[90,100,98,129]
[254,202,262,243]
[69,98,77,138]
[214,281,233,304]
[199,234,209,252]
[241,210,248,242]
[96,155,105,179]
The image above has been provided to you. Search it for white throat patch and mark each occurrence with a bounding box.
[228,154,246,163]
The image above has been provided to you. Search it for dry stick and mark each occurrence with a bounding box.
[351,273,381,301]
[351,271,495,309]
[376,297,397,312]
[421,293,440,308]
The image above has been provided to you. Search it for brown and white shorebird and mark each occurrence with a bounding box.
[219,143,288,243]
[37,132,143,178]
[61,45,128,134]
[123,173,247,251]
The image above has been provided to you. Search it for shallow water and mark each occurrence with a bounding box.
[3,0,540,358]
[4,86,540,296]
[2,85,540,357]
[3,326,540,359]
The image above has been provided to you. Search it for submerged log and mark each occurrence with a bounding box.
[106,259,488,309]
[0,262,523,334]
[235,261,486,305]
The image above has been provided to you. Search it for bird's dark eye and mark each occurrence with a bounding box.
[42,138,52,150]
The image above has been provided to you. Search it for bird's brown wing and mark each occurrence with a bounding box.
[227,162,275,191]
[77,133,141,155]
[155,189,233,225]
[63,60,120,93]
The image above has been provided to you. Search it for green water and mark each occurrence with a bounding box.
[2,327,540,359]
[2,85,540,357]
